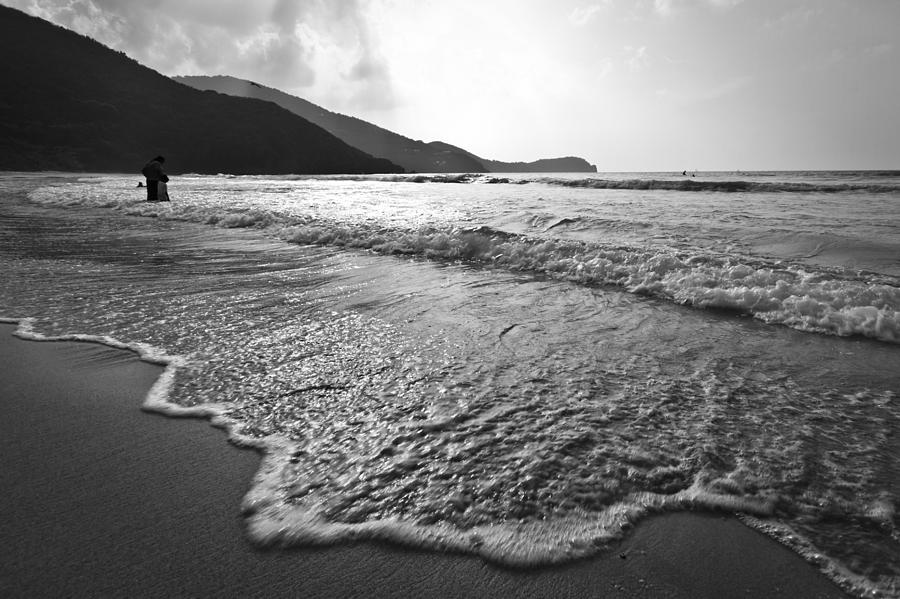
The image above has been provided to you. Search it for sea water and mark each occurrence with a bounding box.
[1,171,898,597]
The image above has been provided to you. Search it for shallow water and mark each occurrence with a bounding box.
[1,171,898,597]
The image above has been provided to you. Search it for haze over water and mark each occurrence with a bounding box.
[1,171,899,597]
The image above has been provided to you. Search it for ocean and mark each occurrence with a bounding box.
[1,170,898,597]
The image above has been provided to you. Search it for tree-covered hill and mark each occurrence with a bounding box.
[0,5,400,175]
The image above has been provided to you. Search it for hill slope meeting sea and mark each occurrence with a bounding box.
[0,5,400,175]
[175,75,598,174]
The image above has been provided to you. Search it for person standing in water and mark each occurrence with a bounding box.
[141,155,169,202]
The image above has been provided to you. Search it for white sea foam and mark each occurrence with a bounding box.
[242,470,777,566]
[3,316,229,419]
[741,516,893,599]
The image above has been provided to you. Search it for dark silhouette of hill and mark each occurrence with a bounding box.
[423,140,597,174]
[0,6,400,175]
[175,76,597,174]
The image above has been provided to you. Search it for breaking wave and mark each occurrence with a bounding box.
[27,183,900,344]
[241,172,900,194]
[279,224,900,344]
[532,177,900,194]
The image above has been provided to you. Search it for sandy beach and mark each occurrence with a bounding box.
[0,323,849,598]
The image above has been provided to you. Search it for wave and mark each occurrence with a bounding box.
[211,172,900,194]
[532,177,900,194]
[26,187,900,344]
[278,223,900,343]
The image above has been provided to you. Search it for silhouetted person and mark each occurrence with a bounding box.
[141,155,169,202]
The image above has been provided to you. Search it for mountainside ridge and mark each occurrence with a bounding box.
[175,75,597,174]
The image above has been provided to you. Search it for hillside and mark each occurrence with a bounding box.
[423,140,597,174]
[175,76,597,174]
[0,6,400,175]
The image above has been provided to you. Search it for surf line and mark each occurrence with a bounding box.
[0,315,228,422]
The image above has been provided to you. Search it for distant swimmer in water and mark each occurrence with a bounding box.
[682,170,687,176]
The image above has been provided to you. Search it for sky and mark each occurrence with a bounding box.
[4,0,900,171]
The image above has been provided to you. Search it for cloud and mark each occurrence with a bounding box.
[569,2,610,26]
[624,45,649,72]
[764,5,821,31]
[656,74,753,103]
[864,42,893,59]
[652,0,743,17]
[4,0,395,110]
[595,57,615,79]
[653,0,675,17]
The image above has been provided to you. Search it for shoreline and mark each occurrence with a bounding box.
[0,324,848,598]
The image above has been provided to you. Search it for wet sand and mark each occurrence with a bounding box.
[0,324,848,598]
